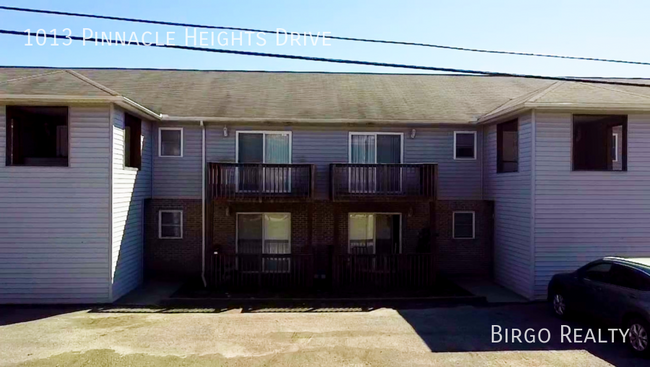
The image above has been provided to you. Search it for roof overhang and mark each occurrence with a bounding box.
[476,102,650,124]
[0,94,162,121]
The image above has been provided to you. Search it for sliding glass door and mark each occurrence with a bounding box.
[237,213,291,272]
[348,213,401,255]
[237,132,291,192]
[349,133,402,193]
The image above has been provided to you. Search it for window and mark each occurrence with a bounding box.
[237,131,291,192]
[497,120,518,173]
[573,115,627,171]
[159,210,183,239]
[349,133,403,193]
[453,212,475,239]
[124,113,142,169]
[348,213,401,254]
[159,127,182,157]
[237,213,291,272]
[581,262,612,283]
[6,106,68,166]
[610,265,650,291]
[454,131,476,160]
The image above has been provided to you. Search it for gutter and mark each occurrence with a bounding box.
[201,120,207,288]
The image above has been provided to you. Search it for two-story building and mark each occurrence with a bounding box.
[1,67,649,303]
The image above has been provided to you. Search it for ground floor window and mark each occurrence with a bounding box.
[453,211,475,239]
[348,213,401,254]
[159,210,183,239]
[237,213,291,272]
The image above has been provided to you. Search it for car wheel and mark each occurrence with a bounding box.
[627,318,650,356]
[550,291,568,318]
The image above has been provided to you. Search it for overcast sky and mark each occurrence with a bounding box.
[0,0,648,77]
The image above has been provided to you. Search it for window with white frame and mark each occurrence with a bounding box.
[453,211,475,239]
[237,131,291,193]
[348,213,401,254]
[159,210,183,239]
[159,127,183,157]
[349,133,403,193]
[454,131,476,160]
[237,213,291,272]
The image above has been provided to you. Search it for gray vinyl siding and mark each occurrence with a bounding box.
[152,123,202,198]
[111,106,152,301]
[532,112,650,299]
[204,125,482,200]
[483,113,533,299]
[0,105,111,304]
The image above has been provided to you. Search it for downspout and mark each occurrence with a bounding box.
[201,120,207,287]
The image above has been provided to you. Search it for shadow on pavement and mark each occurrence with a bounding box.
[398,302,647,366]
[0,305,89,326]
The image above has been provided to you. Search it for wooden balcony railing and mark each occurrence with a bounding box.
[212,253,315,290]
[330,164,437,201]
[332,254,436,289]
[209,163,315,202]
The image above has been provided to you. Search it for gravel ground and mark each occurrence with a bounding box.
[0,303,646,366]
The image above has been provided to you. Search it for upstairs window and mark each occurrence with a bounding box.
[124,113,142,169]
[573,115,626,171]
[454,131,476,160]
[159,127,182,157]
[6,106,68,167]
[497,120,518,173]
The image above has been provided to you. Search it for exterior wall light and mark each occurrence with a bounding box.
[410,129,416,139]
[223,126,228,137]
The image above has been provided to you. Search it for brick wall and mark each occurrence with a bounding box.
[144,198,202,280]
[146,198,493,281]
[435,200,493,276]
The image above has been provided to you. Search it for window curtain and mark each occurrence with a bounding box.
[263,214,291,272]
[351,135,375,163]
[264,134,290,192]
[349,214,375,254]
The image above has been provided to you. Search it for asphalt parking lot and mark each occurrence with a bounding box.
[0,302,646,366]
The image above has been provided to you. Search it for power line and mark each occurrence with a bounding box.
[2,29,650,89]
[1,4,650,67]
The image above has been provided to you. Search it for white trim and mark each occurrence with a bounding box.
[158,127,183,157]
[235,130,293,164]
[453,131,477,160]
[108,103,114,302]
[347,212,402,254]
[613,132,619,162]
[530,110,537,298]
[452,211,475,240]
[348,132,404,164]
[159,210,183,239]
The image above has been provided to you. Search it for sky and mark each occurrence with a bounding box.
[0,0,649,77]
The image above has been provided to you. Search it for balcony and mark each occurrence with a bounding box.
[330,164,437,201]
[209,163,316,202]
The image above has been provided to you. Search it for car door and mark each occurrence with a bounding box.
[601,264,650,326]
[573,262,613,318]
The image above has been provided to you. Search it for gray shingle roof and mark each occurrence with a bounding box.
[0,67,555,123]
[2,67,650,123]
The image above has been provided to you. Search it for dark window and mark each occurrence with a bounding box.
[159,210,182,239]
[573,115,627,171]
[6,106,68,166]
[160,128,182,157]
[582,262,612,283]
[610,265,650,291]
[124,113,141,169]
[497,120,518,173]
[453,212,475,239]
[455,132,476,159]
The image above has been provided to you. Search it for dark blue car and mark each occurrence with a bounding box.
[548,257,650,356]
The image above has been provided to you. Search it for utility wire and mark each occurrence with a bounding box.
[1,29,650,89]
[1,4,650,67]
